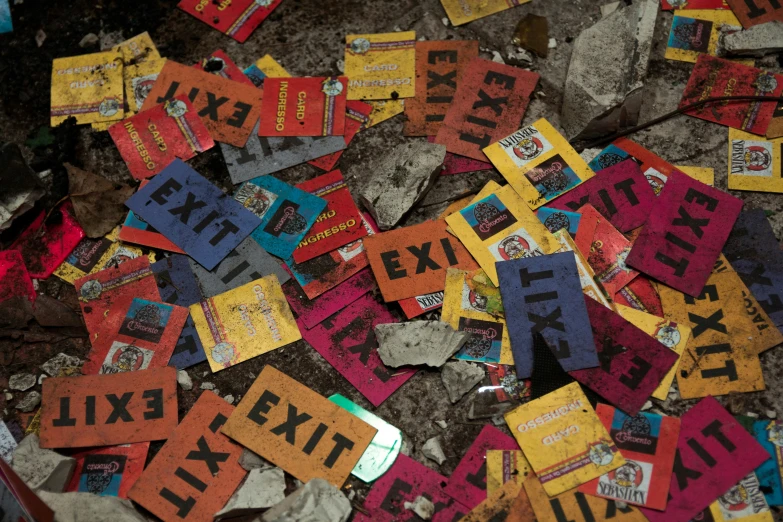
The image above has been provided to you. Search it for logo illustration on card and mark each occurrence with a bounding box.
[731,140,774,177]
[654,321,681,349]
[132,75,158,108]
[768,422,783,446]
[599,460,652,505]
[611,414,659,454]
[524,155,580,198]
[118,301,171,343]
[669,18,712,53]
[543,212,571,234]
[462,195,519,241]
[717,474,768,517]
[457,317,502,360]
[644,167,668,195]
[235,183,279,219]
[79,454,127,496]
[101,342,154,374]
[80,280,103,300]
[460,280,489,312]
[67,238,112,272]
[488,228,542,262]
[588,441,616,467]
[498,126,553,166]
[262,200,307,237]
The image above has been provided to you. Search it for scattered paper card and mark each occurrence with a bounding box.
[176,0,281,42]
[344,32,416,100]
[0,250,35,304]
[728,129,783,193]
[51,51,123,125]
[440,0,530,25]
[194,50,253,85]
[665,9,745,63]
[309,100,372,171]
[486,450,530,495]
[725,0,783,28]
[259,77,347,137]
[65,442,149,498]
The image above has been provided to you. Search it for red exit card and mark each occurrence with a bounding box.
[309,100,372,171]
[435,58,539,162]
[725,0,783,28]
[177,0,282,43]
[193,50,254,86]
[627,170,743,297]
[259,77,347,137]
[578,205,639,297]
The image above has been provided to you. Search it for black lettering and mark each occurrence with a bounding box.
[702,419,737,452]
[575,492,596,522]
[695,343,731,356]
[528,307,565,333]
[198,92,229,121]
[86,395,95,426]
[684,284,719,305]
[247,390,280,426]
[458,132,492,148]
[672,448,702,491]
[156,81,180,104]
[150,178,183,205]
[597,189,617,217]
[614,178,639,206]
[550,498,577,522]
[192,210,218,233]
[227,101,252,128]
[302,423,328,455]
[428,50,458,64]
[599,337,625,373]
[347,329,376,365]
[53,397,77,427]
[159,488,196,518]
[665,231,697,253]
[440,237,458,266]
[687,437,717,467]
[684,188,719,211]
[466,114,497,128]
[472,89,507,116]
[173,334,199,357]
[270,404,312,444]
[168,192,206,225]
[484,71,516,90]
[324,433,354,468]
[209,413,228,433]
[701,360,738,380]
[209,220,240,246]
[187,87,199,103]
[465,461,486,489]
[175,466,207,491]
[654,251,690,277]
[407,242,441,274]
[564,195,590,211]
[186,436,230,474]
[427,70,457,90]
[619,356,652,390]
[673,206,710,239]
[519,267,554,287]
[105,392,134,424]
[379,478,412,515]
[142,388,164,420]
[688,310,727,337]
[381,250,406,280]
[524,291,558,303]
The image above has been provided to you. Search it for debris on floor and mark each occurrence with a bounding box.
[375,320,469,367]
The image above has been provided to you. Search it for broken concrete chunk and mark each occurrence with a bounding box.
[15,391,41,412]
[722,21,783,57]
[176,370,193,391]
[41,353,81,377]
[356,141,446,230]
[37,490,147,522]
[11,435,76,492]
[600,1,621,18]
[200,382,215,391]
[239,448,271,471]
[404,496,435,520]
[262,478,352,522]
[375,321,469,368]
[9,373,36,391]
[441,361,484,403]
[216,467,286,518]
[422,436,447,465]
[513,14,549,57]
[561,0,658,141]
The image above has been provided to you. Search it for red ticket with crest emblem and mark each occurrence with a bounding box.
[578,205,639,297]
[177,0,282,43]
[259,77,348,137]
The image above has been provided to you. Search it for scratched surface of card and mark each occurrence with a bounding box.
[190,276,300,373]
[752,419,783,506]
[222,365,377,486]
[665,9,745,63]
[435,58,539,162]
[283,268,375,329]
[345,32,416,100]
[570,298,679,416]
[728,129,783,193]
[627,169,743,296]
[725,0,783,27]
[404,40,479,136]
[485,119,594,209]
[486,450,530,495]
[547,159,654,233]
[140,61,262,147]
[505,382,625,496]
[39,366,177,448]
[443,425,519,509]
[124,58,166,115]
[259,77,347,137]
[497,251,599,378]
[128,392,245,522]
[66,443,149,498]
[309,100,372,171]
[300,293,415,407]
[355,454,470,522]
[440,0,531,25]
[109,95,214,180]
[233,174,327,260]
[176,0,281,42]
[641,397,769,522]
[0,251,35,304]
[51,51,123,125]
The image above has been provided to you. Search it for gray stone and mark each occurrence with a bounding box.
[79,33,99,48]
[98,29,125,50]
[11,435,76,492]
[37,491,147,522]
[404,496,435,520]
[9,373,36,391]
[224,394,235,405]
[722,21,783,58]
[600,1,621,18]
[561,0,658,141]
[421,437,446,465]
[375,321,469,368]
[216,467,286,518]
[221,122,347,184]
[356,141,446,230]
[239,448,271,471]
[441,361,484,403]
[189,237,290,298]
[262,478,351,522]
[15,391,40,412]
[41,353,81,376]
[176,370,193,391]
[200,382,215,391]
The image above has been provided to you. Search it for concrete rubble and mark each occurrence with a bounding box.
[15,391,40,412]
[41,353,81,377]
[441,361,485,403]
[239,448,272,471]
[561,0,658,141]
[357,141,446,230]
[176,369,193,391]
[422,436,447,465]
[11,435,76,492]
[262,478,352,522]
[216,467,287,519]
[375,321,469,368]
[8,373,36,391]
[404,496,435,520]
[37,490,147,522]
[721,21,783,58]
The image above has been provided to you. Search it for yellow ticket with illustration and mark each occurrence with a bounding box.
[345,32,416,100]
[486,450,530,495]
[665,10,748,64]
[728,128,783,193]
[676,165,714,186]
[51,51,124,126]
[440,0,530,26]
[552,229,613,310]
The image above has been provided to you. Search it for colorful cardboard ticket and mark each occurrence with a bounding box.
[627,169,743,296]
[0,251,34,304]
[443,425,519,509]
[109,95,214,180]
[126,160,261,270]
[194,50,253,85]
[118,210,185,254]
[242,54,287,89]
[124,58,166,115]
[442,268,513,365]
[504,382,625,496]
[666,9,745,63]
[283,268,374,329]
[537,207,581,236]
[404,40,479,136]
[74,256,160,337]
[0,421,17,463]
[436,58,539,162]
[140,61,262,147]
[128,392,245,522]
[752,419,783,506]
[615,304,691,400]
[366,99,405,127]
[115,32,160,65]
[547,159,654,233]
[678,165,716,185]
[485,119,594,209]
[39,366,177,449]
[589,138,685,196]
[51,51,123,125]
[293,170,367,263]
[615,275,664,317]
[10,202,85,279]
[345,32,416,100]
[309,100,372,171]
[497,251,599,378]
[364,219,478,302]
[725,0,783,27]
[176,0,281,42]
[680,56,783,135]
[571,298,679,415]
[460,480,524,522]
[259,77,347,137]
[82,298,189,375]
[0,0,12,34]
[354,454,470,522]
[698,471,775,522]
[579,405,680,510]
[300,293,414,406]
[662,0,729,9]
[640,397,769,522]
[65,443,149,498]
[446,184,559,286]
[398,290,444,319]
[190,276,300,372]
[222,365,377,486]
[552,229,612,309]
[234,174,326,260]
[440,0,530,25]
[728,129,783,193]
[486,450,531,495]
[188,237,290,298]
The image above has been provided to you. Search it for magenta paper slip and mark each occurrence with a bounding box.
[427,136,493,175]
[443,425,519,509]
[547,159,655,233]
[641,396,769,522]
[355,454,469,522]
[283,267,375,330]
[299,293,416,407]
[627,170,743,297]
[570,297,679,416]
